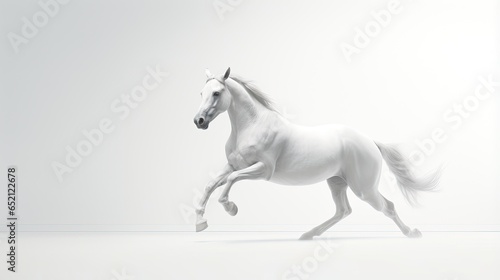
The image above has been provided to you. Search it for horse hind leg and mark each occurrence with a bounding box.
[360,191,422,238]
[299,176,352,240]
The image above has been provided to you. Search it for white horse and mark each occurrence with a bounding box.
[193,67,441,240]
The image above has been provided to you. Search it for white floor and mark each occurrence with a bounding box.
[1,231,499,280]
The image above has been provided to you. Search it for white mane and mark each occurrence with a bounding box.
[230,76,278,112]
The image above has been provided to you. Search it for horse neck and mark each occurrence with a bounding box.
[226,78,269,132]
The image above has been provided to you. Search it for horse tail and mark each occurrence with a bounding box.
[375,142,442,206]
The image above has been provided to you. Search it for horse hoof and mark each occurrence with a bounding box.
[299,233,314,240]
[196,220,208,232]
[406,228,422,238]
[224,202,238,216]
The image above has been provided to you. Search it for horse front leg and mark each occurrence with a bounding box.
[195,164,233,232]
[218,162,268,216]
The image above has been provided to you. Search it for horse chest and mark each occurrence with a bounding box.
[226,142,261,169]
[226,132,274,170]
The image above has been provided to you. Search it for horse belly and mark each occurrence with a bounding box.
[269,130,343,185]
[270,163,340,185]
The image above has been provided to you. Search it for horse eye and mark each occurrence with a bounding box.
[213,92,220,97]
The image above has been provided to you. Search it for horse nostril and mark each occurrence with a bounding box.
[198,117,205,125]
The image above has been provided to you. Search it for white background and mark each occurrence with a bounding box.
[0,0,499,231]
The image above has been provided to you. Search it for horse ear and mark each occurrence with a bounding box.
[205,68,213,78]
[223,67,231,80]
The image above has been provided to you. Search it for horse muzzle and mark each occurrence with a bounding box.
[194,116,209,130]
